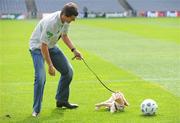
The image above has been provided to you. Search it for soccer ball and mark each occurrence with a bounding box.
[140,99,158,115]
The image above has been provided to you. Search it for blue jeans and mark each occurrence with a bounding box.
[30,47,73,113]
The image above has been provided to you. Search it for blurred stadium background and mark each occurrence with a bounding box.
[0,0,180,19]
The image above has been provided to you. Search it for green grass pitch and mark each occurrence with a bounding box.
[0,18,180,123]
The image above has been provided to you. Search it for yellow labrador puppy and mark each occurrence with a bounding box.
[95,92,129,113]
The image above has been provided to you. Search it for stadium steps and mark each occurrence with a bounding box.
[25,0,37,18]
[0,0,27,14]
[118,0,135,16]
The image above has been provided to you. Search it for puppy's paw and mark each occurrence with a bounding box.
[110,109,115,113]
[95,106,100,110]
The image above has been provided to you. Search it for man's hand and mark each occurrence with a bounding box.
[48,65,55,76]
[61,34,83,60]
[73,49,83,60]
[41,43,55,76]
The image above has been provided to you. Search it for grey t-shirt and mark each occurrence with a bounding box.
[29,11,69,50]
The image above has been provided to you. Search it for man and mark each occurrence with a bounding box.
[83,6,88,18]
[29,2,82,117]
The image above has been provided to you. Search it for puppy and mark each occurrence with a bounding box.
[95,92,129,113]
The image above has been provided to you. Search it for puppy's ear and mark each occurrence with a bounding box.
[123,96,129,106]
[119,92,129,106]
[115,98,124,106]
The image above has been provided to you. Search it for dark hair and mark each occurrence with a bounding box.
[61,2,78,17]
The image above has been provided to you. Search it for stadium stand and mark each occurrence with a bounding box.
[0,0,27,14]
[0,0,179,18]
[127,0,180,11]
[35,0,124,13]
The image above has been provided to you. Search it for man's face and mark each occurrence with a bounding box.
[65,15,76,23]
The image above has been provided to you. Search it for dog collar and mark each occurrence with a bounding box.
[114,103,118,111]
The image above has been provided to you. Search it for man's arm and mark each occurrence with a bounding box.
[41,42,55,76]
[62,34,82,60]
